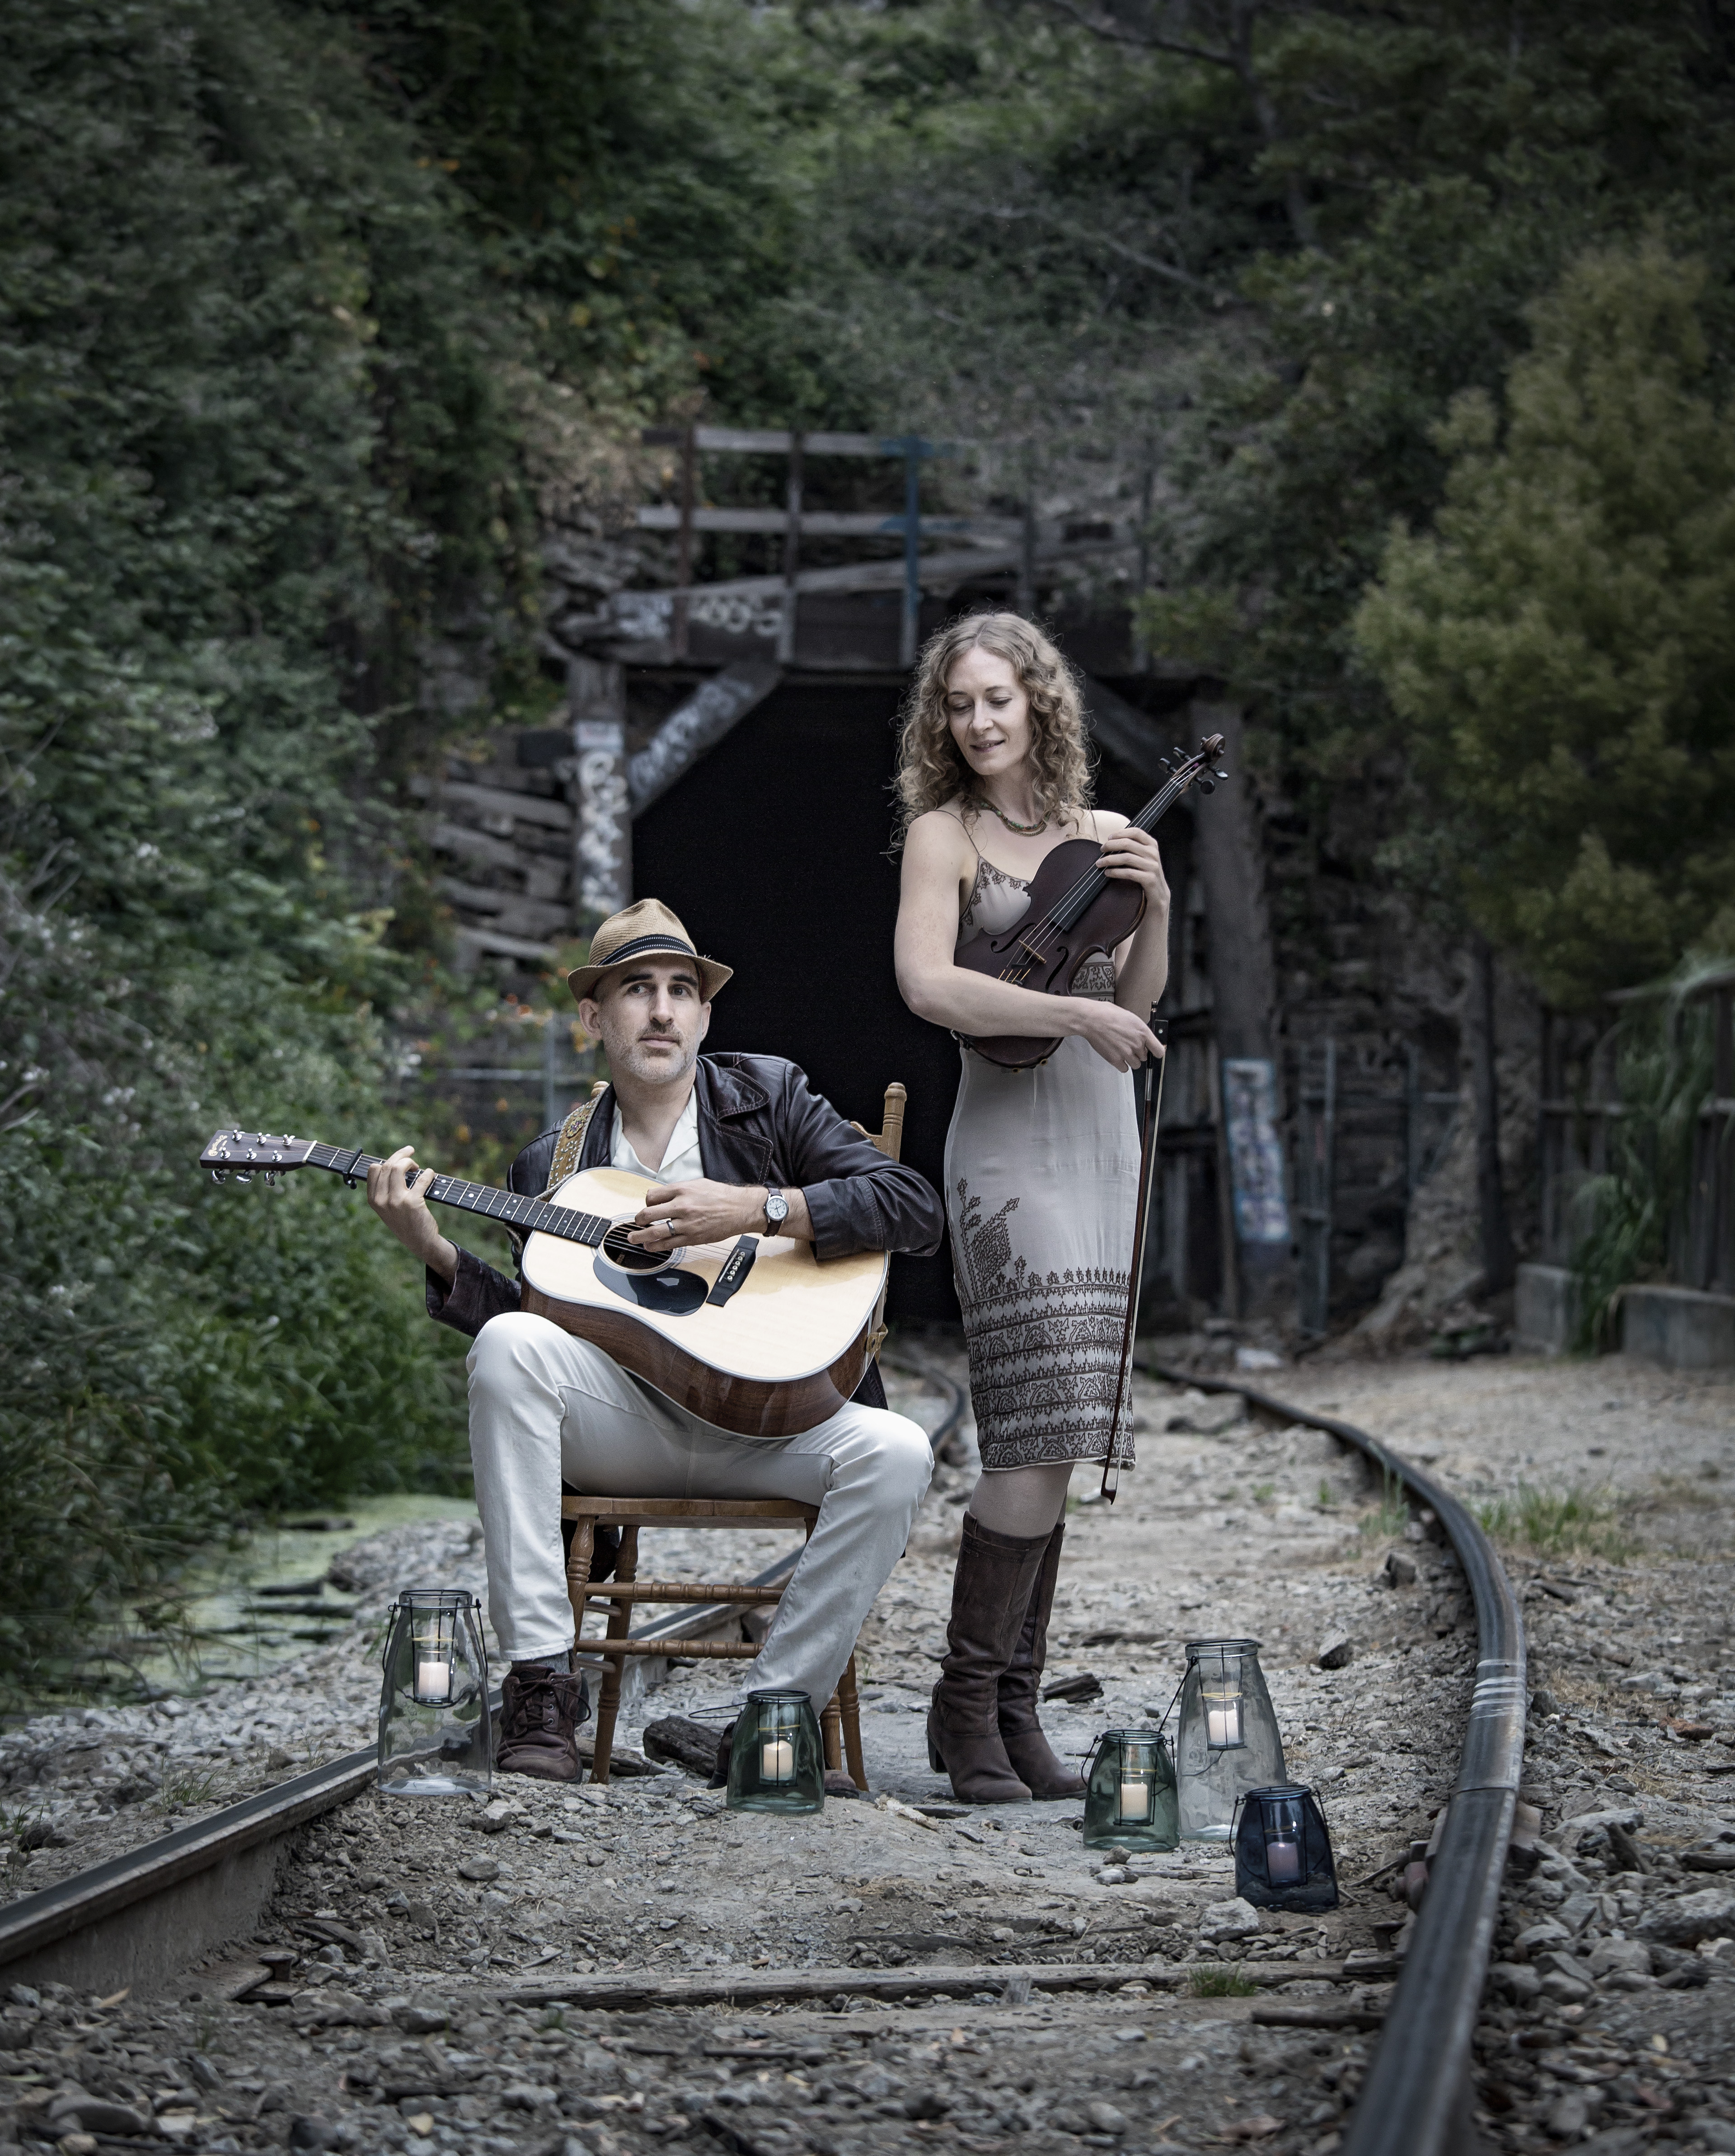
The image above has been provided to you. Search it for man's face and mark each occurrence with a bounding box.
[578,956,710,1089]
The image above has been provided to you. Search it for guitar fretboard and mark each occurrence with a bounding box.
[304,1142,610,1247]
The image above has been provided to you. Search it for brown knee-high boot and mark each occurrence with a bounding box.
[997,1522,1084,1798]
[927,1515,1048,1804]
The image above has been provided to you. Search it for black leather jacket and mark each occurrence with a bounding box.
[426,1054,944,1408]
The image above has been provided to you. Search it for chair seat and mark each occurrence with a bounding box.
[563,1491,866,1791]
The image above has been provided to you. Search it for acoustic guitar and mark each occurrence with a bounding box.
[197,1132,888,1438]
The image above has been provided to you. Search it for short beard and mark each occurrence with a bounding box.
[607,1031,699,1090]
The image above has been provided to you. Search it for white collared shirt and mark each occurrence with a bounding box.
[609,1086,703,1187]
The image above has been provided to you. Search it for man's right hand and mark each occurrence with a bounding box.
[366,1144,459,1283]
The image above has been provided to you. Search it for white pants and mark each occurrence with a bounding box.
[466,1312,933,1715]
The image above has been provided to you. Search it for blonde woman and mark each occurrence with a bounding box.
[894,613,1168,1803]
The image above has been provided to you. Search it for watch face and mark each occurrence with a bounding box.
[765,1190,788,1225]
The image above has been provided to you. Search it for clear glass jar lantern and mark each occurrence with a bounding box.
[1083,1730,1179,1851]
[1175,1637,1285,1841]
[378,1588,492,1798]
[1233,1785,1339,1912]
[727,1690,825,1814]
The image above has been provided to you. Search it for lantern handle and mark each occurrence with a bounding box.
[1149,1672,1186,1736]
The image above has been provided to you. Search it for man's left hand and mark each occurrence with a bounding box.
[628,1179,810,1249]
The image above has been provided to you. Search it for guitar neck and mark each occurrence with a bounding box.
[303,1142,608,1247]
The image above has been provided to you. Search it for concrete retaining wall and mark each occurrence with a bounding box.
[1515,1264,1578,1355]
[1620,1283,1735,1370]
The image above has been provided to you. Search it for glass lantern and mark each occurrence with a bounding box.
[1175,1638,1286,1841]
[378,1588,492,1798]
[1233,1785,1338,1912]
[1083,1730,1179,1851]
[727,1691,825,1814]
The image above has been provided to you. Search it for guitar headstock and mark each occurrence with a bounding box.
[198,1129,316,1184]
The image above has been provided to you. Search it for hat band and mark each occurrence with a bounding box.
[592,931,699,968]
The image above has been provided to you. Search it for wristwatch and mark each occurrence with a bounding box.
[761,1188,790,1235]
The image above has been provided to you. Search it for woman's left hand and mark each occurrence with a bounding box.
[1097,825,1169,909]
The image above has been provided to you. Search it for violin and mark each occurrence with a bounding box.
[954,732,1227,1070]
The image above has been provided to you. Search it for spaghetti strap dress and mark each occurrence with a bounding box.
[943,826,1141,1472]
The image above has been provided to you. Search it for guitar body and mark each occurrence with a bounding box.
[954,838,1146,1070]
[517,1167,888,1438]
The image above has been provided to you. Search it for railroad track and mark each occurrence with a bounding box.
[0,1362,1519,2156]
[1146,1362,1527,2156]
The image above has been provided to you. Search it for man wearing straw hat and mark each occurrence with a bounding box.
[367,900,944,1785]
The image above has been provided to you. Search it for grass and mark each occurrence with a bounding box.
[1358,1469,1412,1542]
[1475,1484,1636,1563]
[155,1767,223,1814]
[1190,1968,1259,1997]
[1252,1482,1276,1504]
[1316,1478,1338,1511]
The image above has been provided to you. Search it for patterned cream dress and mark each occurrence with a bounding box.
[944,833,1141,1472]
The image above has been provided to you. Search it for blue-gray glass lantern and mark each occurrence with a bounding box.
[1175,1638,1285,1841]
[1233,1785,1338,1911]
[727,1690,825,1814]
[378,1588,492,1797]
[1083,1730,1179,1851]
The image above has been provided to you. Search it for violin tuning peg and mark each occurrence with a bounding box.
[1197,779,1216,794]
[1215,769,1228,780]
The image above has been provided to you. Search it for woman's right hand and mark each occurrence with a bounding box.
[1072,1000,1163,1072]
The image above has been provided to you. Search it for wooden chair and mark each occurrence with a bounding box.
[563,1081,908,1788]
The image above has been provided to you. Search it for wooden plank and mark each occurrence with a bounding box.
[453,926,558,965]
[498,1954,1399,2013]
[635,507,991,539]
[642,427,901,458]
[439,779,573,831]
[628,659,783,816]
[437,881,571,940]
[428,820,527,872]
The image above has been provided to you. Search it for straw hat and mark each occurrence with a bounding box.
[566,899,733,1005]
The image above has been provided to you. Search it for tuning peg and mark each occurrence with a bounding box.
[1197,779,1216,794]
[1215,769,1228,780]
[234,1170,254,1185]
[209,1169,228,1185]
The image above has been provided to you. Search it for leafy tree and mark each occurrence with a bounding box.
[1354,238,1735,1006]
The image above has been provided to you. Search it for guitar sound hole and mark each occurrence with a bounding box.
[601,1225,674,1273]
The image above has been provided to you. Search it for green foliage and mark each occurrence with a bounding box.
[1475,1484,1633,1562]
[1355,239,1735,1005]
[1566,948,1734,1346]
[1189,1967,1258,1998]
[0,0,523,1701]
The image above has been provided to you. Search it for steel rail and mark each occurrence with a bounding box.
[0,1358,965,1990]
[1146,1362,1525,2156]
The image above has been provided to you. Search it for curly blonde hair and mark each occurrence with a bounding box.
[894,612,1093,841]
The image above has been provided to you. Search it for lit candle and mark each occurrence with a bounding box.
[1205,1703,1240,1747]
[1266,1835,1302,1885]
[1119,1780,1149,1822]
[762,1738,794,1782]
[415,1657,451,1705]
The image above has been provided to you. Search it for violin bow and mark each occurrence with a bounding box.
[1101,1012,1167,1503]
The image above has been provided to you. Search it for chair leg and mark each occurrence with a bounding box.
[565,1512,596,1640]
[593,1525,638,1786]
[838,1652,868,1791]
[821,1692,843,1774]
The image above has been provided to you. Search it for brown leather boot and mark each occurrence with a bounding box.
[998,1522,1085,1798]
[927,1516,1048,1803]
[496,1663,589,1782]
